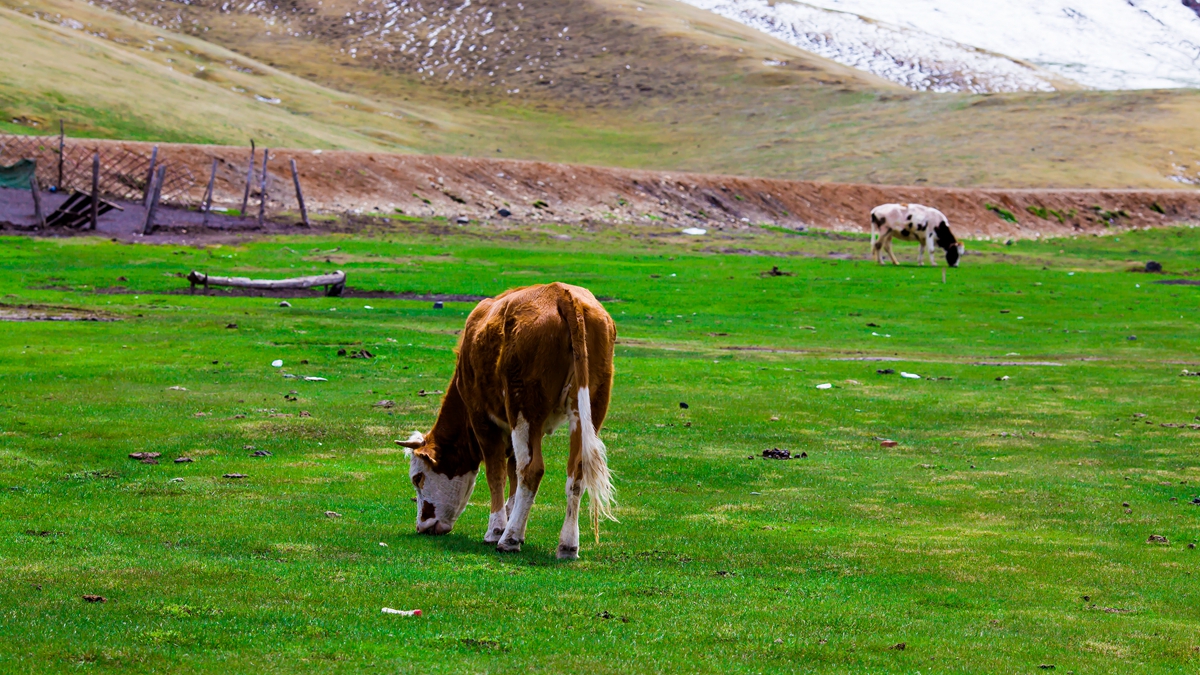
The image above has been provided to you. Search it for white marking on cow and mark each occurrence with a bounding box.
[484,507,508,544]
[498,413,535,550]
[410,452,477,535]
[557,475,582,559]
[511,413,531,470]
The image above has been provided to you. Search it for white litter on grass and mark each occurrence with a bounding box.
[271,359,284,368]
[1068,272,1075,276]
[304,377,328,382]
[364,305,374,310]
[681,227,707,235]
[279,301,291,307]
[381,607,422,616]
[379,542,388,547]
[816,383,833,390]
[169,477,184,483]
[900,372,921,379]
[254,94,282,104]
[167,386,188,391]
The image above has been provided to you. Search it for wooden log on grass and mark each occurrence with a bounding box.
[290,158,309,227]
[30,176,45,229]
[186,270,346,296]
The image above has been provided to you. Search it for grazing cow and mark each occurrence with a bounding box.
[870,203,964,267]
[397,282,617,559]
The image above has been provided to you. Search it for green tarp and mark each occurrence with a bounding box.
[0,159,36,190]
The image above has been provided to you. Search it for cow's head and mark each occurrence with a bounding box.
[397,431,477,535]
[934,222,965,268]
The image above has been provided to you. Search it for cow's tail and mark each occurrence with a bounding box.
[870,210,881,250]
[558,288,616,542]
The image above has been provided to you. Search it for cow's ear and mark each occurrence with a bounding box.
[396,431,426,449]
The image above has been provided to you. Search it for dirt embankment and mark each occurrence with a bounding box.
[12,138,1200,238]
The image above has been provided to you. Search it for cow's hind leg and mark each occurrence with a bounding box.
[928,235,938,267]
[884,232,900,265]
[557,407,585,560]
[917,239,926,266]
[497,414,544,552]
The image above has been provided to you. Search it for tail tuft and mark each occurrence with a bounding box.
[576,387,616,542]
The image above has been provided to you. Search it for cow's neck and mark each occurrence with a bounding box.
[424,376,483,477]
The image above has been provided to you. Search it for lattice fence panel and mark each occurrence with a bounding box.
[0,134,195,204]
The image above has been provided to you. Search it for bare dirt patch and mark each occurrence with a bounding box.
[84,286,487,301]
[0,304,117,321]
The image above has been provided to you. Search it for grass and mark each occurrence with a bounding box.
[2,222,1200,672]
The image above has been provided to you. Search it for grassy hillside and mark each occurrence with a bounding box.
[2,225,1200,671]
[1,0,1199,188]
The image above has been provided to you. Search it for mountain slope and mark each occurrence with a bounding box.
[1,0,1199,189]
[683,0,1200,91]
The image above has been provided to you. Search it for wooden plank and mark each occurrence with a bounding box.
[257,148,269,227]
[30,176,45,229]
[89,152,100,230]
[201,157,217,228]
[143,146,158,206]
[142,165,166,235]
[290,158,309,227]
[239,140,255,216]
[56,120,64,190]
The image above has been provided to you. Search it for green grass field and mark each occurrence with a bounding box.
[1,224,1199,673]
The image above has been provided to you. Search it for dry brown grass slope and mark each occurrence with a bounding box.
[1,0,1198,189]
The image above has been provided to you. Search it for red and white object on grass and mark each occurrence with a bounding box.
[381,607,422,617]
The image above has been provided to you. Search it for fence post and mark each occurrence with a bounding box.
[201,157,217,228]
[30,176,46,229]
[290,158,309,227]
[240,140,255,216]
[257,148,269,227]
[143,146,158,206]
[57,120,64,190]
[143,165,166,235]
[90,152,100,230]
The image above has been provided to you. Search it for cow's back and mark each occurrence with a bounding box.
[455,283,614,425]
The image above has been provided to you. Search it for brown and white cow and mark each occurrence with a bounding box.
[397,282,617,559]
[870,203,964,267]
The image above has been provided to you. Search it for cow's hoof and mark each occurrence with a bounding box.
[556,545,579,560]
[483,527,504,545]
[496,538,522,553]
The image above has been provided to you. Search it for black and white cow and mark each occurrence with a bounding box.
[870,203,964,267]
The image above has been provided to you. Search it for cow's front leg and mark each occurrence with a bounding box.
[482,451,509,544]
[497,414,544,552]
[557,425,584,560]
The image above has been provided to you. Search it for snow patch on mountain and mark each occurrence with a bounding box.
[679,0,1059,93]
[680,0,1200,92]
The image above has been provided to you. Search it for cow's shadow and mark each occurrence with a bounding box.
[409,528,566,564]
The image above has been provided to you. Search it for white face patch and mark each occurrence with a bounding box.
[410,452,477,535]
